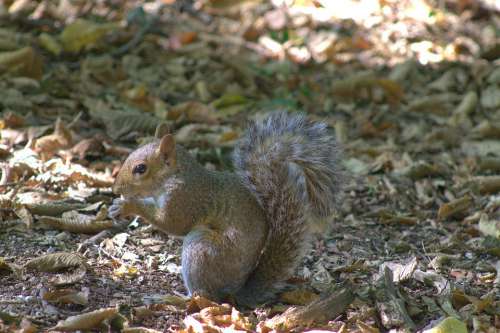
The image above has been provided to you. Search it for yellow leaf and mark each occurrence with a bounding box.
[60,19,119,53]
[114,264,139,279]
[211,94,248,108]
[38,33,62,56]
[423,317,468,333]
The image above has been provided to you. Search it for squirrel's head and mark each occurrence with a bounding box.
[113,133,177,198]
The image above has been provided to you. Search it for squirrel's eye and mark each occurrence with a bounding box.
[132,163,147,175]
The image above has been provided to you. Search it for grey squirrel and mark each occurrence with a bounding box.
[110,111,343,306]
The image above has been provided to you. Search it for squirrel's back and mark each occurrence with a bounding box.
[233,111,343,305]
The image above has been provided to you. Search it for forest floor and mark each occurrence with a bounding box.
[0,0,499,332]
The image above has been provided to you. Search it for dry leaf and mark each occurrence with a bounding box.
[24,252,87,285]
[470,176,500,194]
[160,295,188,308]
[422,317,467,333]
[24,252,86,273]
[0,257,22,277]
[2,111,25,128]
[70,137,105,160]
[183,314,221,333]
[407,94,457,116]
[60,19,119,53]
[187,295,222,313]
[24,201,86,216]
[38,33,62,56]
[230,307,253,331]
[169,101,218,125]
[38,205,113,234]
[42,289,89,305]
[49,307,118,331]
[478,213,500,238]
[0,46,43,79]
[14,205,34,228]
[437,195,472,221]
[122,327,163,333]
[18,318,38,333]
[34,118,72,160]
[114,264,139,279]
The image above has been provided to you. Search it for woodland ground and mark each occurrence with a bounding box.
[0,0,499,332]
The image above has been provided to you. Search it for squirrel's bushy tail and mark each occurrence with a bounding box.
[233,111,342,305]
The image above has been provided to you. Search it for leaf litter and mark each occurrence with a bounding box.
[0,0,499,332]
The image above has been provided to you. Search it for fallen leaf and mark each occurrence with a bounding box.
[0,46,43,79]
[24,252,87,285]
[39,205,113,234]
[38,33,62,56]
[478,213,500,238]
[49,307,118,331]
[437,195,472,221]
[422,317,467,333]
[42,289,89,306]
[60,19,119,53]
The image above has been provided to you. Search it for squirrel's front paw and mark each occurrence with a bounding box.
[109,198,129,219]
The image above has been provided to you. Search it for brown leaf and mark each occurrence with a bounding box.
[169,101,218,125]
[2,111,25,128]
[14,205,34,229]
[42,288,89,306]
[230,307,253,331]
[0,257,22,277]
[122,327,163,333]
[24,252,87,285]
[24,252,86,273]
[38,213,113,234]
[49,307,118,331]
[437,195,472,221]
[186,295,222,313]
[70,137,105,160]
[24,200,86,216]
[331,73,404,104]
[0,46,43,79]
[183,314,222,333]
[34,118,72,160]
[470,176,500,194]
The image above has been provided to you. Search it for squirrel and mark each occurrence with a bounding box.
[109,111,343,306]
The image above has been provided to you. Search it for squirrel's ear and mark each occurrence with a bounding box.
[157,134,176,164]
[154,123,171,139]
